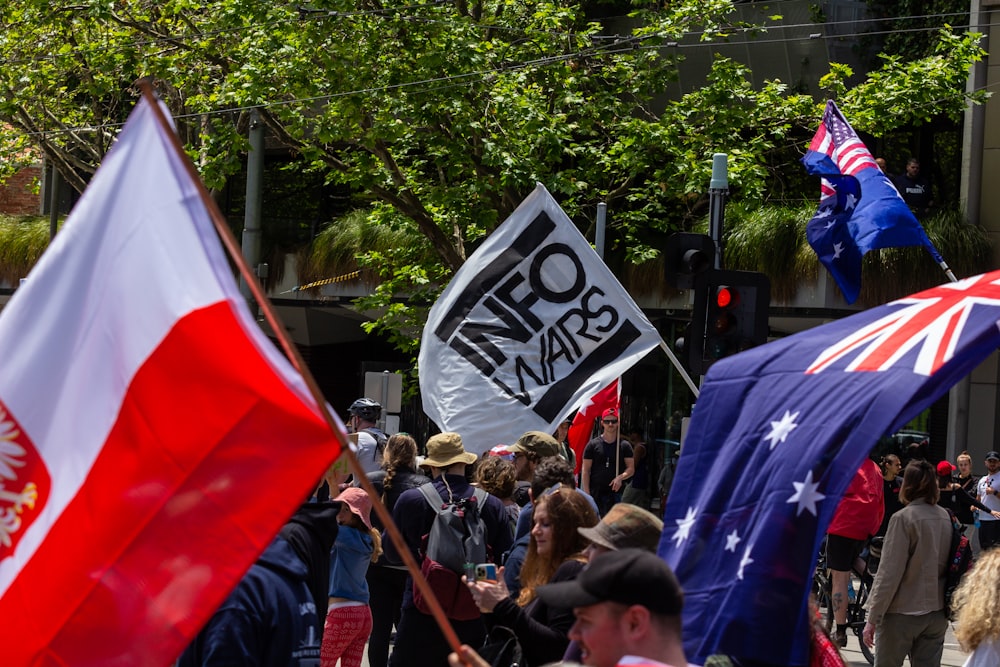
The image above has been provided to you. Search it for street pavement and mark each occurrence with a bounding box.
[363,632,970,667]
[840,622,968,666]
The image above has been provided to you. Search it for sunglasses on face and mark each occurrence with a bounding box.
[603,419,618,424]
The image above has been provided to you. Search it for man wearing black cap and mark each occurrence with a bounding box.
[977,451,1000,550]
[535,549,687,667]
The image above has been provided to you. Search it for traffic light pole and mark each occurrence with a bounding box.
[708,153,728,270]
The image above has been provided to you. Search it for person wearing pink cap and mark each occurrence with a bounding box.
[321,488,382,667]
[581,408,634,517]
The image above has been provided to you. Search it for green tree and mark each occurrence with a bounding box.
[0,1,986,353]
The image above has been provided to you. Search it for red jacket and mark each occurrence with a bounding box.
[827,458,884,540]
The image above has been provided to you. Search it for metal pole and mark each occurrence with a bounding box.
[380,370,390,433]
[240,109,264,300]
[48,163,60,241]
[708,153,728,269]
[595,202,607,259]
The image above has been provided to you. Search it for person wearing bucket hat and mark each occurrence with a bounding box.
[578,503,664,556]
[322,487,383,667]
[510,430,563,508]
[535,549,687,667]
[384,433,514,667]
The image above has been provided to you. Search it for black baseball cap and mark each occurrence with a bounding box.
[535,548,683,616]
[987,451,1000,461]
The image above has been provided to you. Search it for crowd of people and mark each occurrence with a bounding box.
[178,397,1000,667]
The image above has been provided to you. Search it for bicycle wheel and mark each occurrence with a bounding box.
[849,578,875,665]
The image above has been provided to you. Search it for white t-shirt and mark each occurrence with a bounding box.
[963,637,1000,667]
[353,430,383,476]
[977,474,1000,518]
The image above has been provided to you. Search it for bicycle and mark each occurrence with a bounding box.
[812,544,875,665]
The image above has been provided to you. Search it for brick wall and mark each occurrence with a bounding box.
[0,165,42,215]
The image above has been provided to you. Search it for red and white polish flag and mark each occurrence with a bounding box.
[0,98,340,664]
[567,379,620,474]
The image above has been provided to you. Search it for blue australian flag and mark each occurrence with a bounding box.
[660,271,1000,666]
[802,100,943,304]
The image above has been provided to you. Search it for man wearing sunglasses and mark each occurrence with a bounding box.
[581,408,635,517]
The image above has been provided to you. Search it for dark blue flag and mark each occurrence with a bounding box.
[802,100,942,304]
[660,271,1000,666]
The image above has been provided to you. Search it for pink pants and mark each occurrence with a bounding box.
[322,603,373,667]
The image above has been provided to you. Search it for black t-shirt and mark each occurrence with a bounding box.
[584,437,633,490]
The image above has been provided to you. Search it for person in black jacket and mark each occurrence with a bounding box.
[365,433,430,667]
[384,432,513,667]
[180,502,340,666]
[938,460,1000,523]
[466,486,598,666]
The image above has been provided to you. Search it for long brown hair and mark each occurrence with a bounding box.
[381,433,418,505]
[899,460,939,505]
[517,486,597,606]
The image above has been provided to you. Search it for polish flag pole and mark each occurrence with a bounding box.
[0,80,463,664]
[134,81,466,660]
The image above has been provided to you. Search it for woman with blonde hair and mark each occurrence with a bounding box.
[953,548,1000,665]
[466,485,598,666]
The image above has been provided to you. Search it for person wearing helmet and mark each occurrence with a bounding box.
[347,398,387,476]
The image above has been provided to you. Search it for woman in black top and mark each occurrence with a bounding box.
[366,433,430,667]
[938,460,999,525]
[466,486,598,666]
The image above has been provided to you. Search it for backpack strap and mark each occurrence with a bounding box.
[362,427,389,459]
[418,482,445,513]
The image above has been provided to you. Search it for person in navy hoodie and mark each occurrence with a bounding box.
[178,535,324,666]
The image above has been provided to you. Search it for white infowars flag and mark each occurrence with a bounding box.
[419,184,661,453]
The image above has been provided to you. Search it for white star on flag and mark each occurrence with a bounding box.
[832,242,844,260]
[825,219,836,229]
[787,470,826,516]
[815,208,831,218]
[672,506,697,548]
[845,193,857,209]
[764,410,799,450]
[737,546,754,580]
[725,530,741,552]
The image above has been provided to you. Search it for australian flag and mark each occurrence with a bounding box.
[802,100,943,304]
[660,271,1000,666]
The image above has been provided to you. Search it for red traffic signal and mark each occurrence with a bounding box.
[715,285,736,309]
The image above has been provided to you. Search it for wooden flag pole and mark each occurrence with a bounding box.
[137,80,466,659]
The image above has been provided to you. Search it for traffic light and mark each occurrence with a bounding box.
[664,233,715,290]
[688,269,770,375]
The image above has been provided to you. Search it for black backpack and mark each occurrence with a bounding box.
[361,427,389,460]
[412,484,489,621]
[943,507,974,620]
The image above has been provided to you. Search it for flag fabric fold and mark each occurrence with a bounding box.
[419,184,660,453]
[0,97,340,664]
[660,271,1000,666]
[802,100,942,304]
[567,379,620,474]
